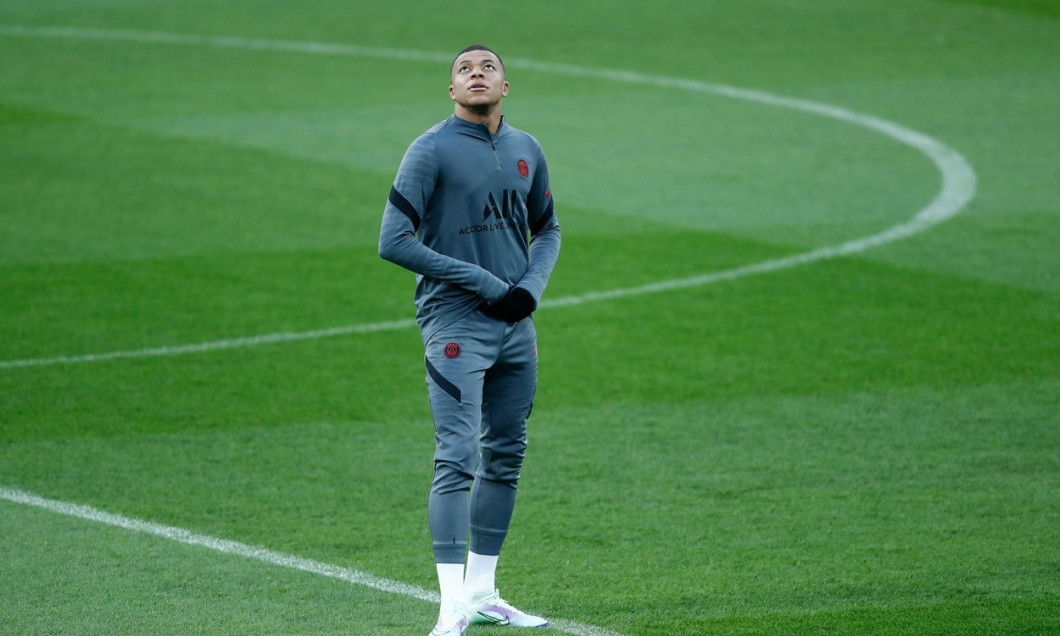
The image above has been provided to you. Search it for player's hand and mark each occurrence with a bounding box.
[482,287,536,323]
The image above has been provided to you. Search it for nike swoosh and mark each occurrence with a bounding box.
[477,611,510,625]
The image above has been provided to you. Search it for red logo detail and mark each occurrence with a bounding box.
[517,159,529,179]
[544,189,550,198]
[444,342,461,359]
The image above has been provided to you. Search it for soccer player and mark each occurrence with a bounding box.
[378,45,561,636]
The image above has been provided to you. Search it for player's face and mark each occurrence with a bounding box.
[450,52,508,109]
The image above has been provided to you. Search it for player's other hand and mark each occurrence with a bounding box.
[483,287,536,323]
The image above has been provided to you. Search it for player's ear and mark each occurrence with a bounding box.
[501,81,510,97]
[449,84,456,101]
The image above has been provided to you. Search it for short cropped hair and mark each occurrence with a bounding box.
[452,44,506,76]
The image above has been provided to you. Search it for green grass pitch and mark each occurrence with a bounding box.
[1,1,1058,634]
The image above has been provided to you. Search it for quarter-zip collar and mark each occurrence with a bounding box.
[449,113,507,141]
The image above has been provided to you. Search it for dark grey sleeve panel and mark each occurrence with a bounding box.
[388,185,420,230]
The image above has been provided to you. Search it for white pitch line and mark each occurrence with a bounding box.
[0,319,417,369]
[0,487,631,636]
[0,25,977,371]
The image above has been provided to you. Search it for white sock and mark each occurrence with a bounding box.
[464,551,499,598]
[436,562,466,614]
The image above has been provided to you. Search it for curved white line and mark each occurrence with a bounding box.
[0,25,977,370]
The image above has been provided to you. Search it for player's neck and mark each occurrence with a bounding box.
[454,104,503,134]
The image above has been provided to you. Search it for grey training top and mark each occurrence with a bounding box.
[379,115,561,341]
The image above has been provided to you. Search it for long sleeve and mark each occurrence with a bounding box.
[516,146,561,303]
